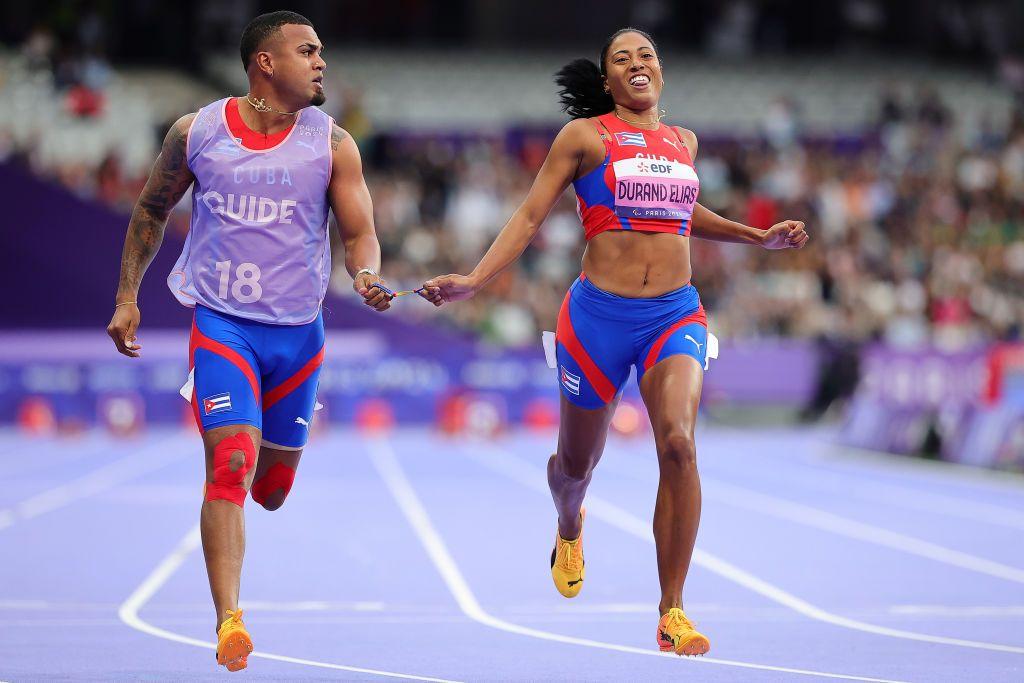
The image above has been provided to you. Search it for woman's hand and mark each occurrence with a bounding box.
[420,274,478,306]
[762,220,809,250]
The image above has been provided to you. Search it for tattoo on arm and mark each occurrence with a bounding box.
[116,115,195,299]
[330,123,348,152]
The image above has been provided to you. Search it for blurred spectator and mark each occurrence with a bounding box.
[3,48,1021,349]
[337,86,373,144]
[355,86,1023,348]
[20,25,54,72]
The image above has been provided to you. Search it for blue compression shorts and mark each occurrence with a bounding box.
[555,274,708,409]
[188,304,325,449]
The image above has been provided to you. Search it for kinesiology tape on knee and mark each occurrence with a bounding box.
[250,462,296,507]
[205,433,257,506]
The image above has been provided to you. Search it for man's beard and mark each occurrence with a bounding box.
[311,92,326,106]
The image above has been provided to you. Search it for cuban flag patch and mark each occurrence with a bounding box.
[560,366,581,395]
[203,393,232,415]
[615,131,647,147]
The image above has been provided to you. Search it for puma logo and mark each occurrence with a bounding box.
[294,417,309,427]
[567,578,583,587]
[684,334,704,352]
[295,139,317,153]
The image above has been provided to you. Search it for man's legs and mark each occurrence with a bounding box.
[200,424,261,629]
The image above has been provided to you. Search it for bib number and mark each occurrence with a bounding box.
[612,157,699,220]
[214,260,263,304]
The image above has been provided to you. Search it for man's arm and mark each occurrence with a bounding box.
[326,123,390,312]
[106,113,196,357]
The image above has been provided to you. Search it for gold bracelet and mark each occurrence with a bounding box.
[115,301,137,307]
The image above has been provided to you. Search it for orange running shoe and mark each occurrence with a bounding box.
[216,609,253,671]
[550,508,585,598]
[657,608,710,656]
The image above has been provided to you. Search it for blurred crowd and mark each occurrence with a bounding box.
[362,90,1024,349]
[0,18,155,223]
[3,36,1022,348]
[19,18,112,118]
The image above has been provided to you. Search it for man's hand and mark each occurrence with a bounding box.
[107,303,142,357]
[762,220,809,250]
[353,270,392,311]
[420,274,478,307]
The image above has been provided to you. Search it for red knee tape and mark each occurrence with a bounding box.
[205,433,256,507]
[250,462,296,507]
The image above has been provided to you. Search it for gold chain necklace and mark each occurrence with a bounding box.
[244,94,298,116]
[614,109,666,129]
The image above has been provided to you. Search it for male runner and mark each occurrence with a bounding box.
[106,11,392,671]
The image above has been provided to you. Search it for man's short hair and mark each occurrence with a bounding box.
[240,11,313,70]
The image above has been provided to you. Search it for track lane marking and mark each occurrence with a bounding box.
[117,523,464,682]
[472,440,1024,656]
[0,438,188,530]
[599,444,1024,584]
[371,436,907,682]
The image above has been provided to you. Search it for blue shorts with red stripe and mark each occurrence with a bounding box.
[189,304,325,450]
[555,274,707,409]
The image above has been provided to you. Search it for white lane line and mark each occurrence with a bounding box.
[0,599,386,612]
[823,444,1024,493]
[0,439,188,529]
[674,440,1024,532]
[238,600,386,612]
[601,448,1024,584]
[473,442,1024,656]
[850,482,1024,532]
[605,434,1024,532]
[736,463,1024,532]
[889,605,1024,618]
[117,524,463,683]
[700,478,1024,585]
[0,433,116,479]
[33,598,1024,620]
[369,437,905,683]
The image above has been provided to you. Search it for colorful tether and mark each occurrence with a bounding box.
[370,283,427,299]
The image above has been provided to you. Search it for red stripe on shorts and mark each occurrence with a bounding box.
[188,325,204,432]
[642,306,707,371]
[263,346,325,411]
[556,292,616,404]
[190,317,261,404]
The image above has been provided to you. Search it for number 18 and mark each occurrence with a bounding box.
[214,260,263,304]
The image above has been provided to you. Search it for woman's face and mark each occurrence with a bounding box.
[603,32,663,110]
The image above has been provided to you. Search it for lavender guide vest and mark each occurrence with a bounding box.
[168,98,333,325]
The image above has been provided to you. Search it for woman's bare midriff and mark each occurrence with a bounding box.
[582,230,692,298]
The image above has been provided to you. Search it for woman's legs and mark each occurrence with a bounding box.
[638,355,704,616]
[547,393,619,540]
[547,393,619,597]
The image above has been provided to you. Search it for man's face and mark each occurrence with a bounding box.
[265,23,326,106]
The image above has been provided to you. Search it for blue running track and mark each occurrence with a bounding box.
[1,426,1022,681]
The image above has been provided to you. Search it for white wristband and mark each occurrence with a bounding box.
[355,267,378,278]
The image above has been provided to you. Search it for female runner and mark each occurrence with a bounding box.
[422,28,809,655]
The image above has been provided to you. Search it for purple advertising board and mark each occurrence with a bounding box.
[0,329,820,428]
[841,344,1024,470]
[0,159,822,428]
